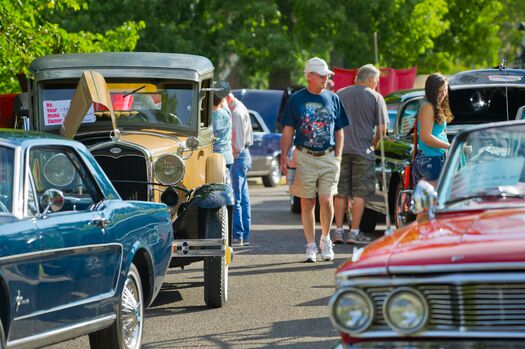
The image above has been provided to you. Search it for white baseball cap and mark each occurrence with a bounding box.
[304,57,334,76]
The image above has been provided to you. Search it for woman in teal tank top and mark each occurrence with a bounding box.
[413,73,453,187]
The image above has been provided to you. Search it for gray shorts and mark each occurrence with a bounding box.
[337,153,376,199]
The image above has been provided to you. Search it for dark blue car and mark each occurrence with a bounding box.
[0,129,173,349]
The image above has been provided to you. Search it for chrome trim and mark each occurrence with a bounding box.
[337,272,525,288]
[347,329,525,340]
[329,288,374,335]
[336,267,388,279]
[383,287,429,335]
[89,139,154,200]
[389,262,525,275]
[0,243,122,268]
[14,291,115,321]
[172,239,225,257]
[154,153,186,185]
[450,83,525,90]
[7,314,116,349]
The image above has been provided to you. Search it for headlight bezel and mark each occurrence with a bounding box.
[153,153,185,185]
[329,287,374,335]
[383,287,429,335]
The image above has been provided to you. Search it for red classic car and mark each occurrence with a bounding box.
[329,120,525,348]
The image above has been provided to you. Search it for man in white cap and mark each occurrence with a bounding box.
[280,57,349,262]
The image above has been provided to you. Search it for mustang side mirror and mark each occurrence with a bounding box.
[412,180,437,220]
[40,189,65,216]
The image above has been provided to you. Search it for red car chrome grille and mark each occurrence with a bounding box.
[365,283,525,331]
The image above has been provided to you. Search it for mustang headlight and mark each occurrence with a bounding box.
[384,287,428,335]
[154,154,185,185]
[329,288,374,335]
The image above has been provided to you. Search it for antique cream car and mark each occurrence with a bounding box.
[24,52,233,308]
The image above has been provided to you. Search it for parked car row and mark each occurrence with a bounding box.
[1,52,234,348]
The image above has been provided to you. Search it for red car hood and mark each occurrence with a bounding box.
[338,208,525,275]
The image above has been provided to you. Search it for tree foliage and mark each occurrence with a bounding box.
[2,0,523,92]
[0,0,144,92]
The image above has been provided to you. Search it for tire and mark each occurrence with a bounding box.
[206,153,226,184]
[204,206,228,308]
[262,157,282,187]
[89,263,144,349]
[0,320,5,349]
[359,208,378,233]
[290,195,301,213]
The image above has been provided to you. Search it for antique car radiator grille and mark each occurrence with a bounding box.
[365,283,525,331]
[93,153,148,201]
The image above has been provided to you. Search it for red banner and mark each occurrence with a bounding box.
[0,94,18,128]
[333,66,417,96]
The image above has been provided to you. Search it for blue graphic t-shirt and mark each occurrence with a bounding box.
[281,88,349,151]
[212,107,234,165]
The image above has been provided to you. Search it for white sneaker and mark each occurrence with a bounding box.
[320,237,335,261]
[304,243,317,263]
[334,228,345,244]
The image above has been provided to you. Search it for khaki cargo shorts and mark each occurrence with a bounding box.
[337,153,376,199]
[290,150,341,198]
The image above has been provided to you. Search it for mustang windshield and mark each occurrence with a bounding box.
[39,80,196,131]
[0,146,14,213]
[439,123,525,209]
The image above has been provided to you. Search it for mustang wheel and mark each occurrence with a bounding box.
[89,263,144,349]
[262,157,281,187]
[204,206,228,308]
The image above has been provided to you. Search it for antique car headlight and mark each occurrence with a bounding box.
[154,154,185,185]
[329,288,374,335]
[384,287,428,335]
[43,154,76,187]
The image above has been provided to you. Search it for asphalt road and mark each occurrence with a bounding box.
[47,180,386,349]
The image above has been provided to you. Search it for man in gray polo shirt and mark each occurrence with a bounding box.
[334,64,387,244]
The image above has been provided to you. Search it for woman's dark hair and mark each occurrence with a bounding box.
[425,73,453,124]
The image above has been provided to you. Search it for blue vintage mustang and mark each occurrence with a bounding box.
[0,129,173,349]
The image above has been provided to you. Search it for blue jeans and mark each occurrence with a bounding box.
[412,152,445,183]
[231,149,252,241]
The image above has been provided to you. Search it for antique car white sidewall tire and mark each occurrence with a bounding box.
[89,263,144,349]
[206,153,227,184]
[359,208,378,233]
[204,206,228,308]
[262,157,281,187]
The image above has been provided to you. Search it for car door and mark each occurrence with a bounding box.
[28,146,121,334]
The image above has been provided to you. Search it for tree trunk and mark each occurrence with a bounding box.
[268,68,291,90]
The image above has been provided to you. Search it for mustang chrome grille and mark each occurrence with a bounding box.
[93,149,148,201]
[364,283,525,331]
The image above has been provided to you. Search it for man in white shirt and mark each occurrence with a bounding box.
[226,93,253,246]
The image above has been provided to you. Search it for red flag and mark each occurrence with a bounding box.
[333,66,417,96]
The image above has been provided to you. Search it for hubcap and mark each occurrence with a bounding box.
[121,276,142,349]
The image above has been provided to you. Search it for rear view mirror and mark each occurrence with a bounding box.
[412,181,437,219]
[40,189,65,216]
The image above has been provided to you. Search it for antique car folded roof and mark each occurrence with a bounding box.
[29,52,214,81]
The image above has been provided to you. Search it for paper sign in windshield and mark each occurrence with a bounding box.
[43,100,96,126]
[450,157,525,199]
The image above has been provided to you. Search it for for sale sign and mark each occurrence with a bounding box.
[43,100,95,126]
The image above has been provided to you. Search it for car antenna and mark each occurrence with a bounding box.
[500,58,510,122]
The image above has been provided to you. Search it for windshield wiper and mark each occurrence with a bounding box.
[123,85,147,97]
[445,192,525,206]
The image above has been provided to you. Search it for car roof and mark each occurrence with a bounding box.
[0,128,65,147]
[29,52,214,82]
[449,68,525,90]
[385,89,425,104]
[233,89,286,132]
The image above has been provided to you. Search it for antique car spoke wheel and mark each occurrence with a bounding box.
[89,264,144,349]
[204,206,228,308]
[262,157,281,187]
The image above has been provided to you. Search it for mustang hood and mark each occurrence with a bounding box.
[338,208,525,275]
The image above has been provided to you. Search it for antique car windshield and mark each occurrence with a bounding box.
[438,123,525,209]
[0,146,14,213]
[39,79,196,132]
